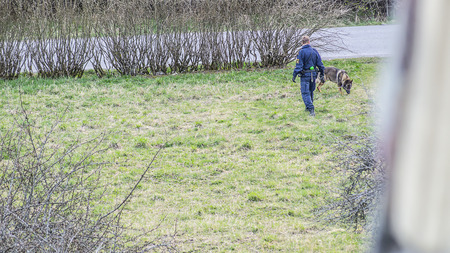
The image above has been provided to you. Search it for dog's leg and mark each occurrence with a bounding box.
[339,87,343,95]
[317,82,323,92]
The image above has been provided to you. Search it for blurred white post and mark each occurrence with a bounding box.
[377,0,450,252]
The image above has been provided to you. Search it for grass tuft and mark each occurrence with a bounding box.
[248,192,264,202]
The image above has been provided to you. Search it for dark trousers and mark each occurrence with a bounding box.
[300,75,316,111]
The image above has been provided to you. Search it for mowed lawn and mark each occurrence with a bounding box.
[0,58,380,252]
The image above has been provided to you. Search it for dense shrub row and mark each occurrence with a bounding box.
[0,0,350,79]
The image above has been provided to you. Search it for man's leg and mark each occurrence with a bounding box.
[310,77,316,103]
[301,77,314,111]
[309,78,316,116]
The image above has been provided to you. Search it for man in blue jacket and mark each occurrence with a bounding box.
[292,36,325,117]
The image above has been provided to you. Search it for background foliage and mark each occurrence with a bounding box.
[0,0,395,79]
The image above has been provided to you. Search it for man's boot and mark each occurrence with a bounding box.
[309,108,315,117]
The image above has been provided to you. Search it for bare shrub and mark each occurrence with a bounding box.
[28,16,94,78]
[94,7,168,76]
[316,134,386,231]
[248,0,350,68]
[147,32,171,75]
[221,29,253,70]
[199,29,253,71]
[94,1,202,76]
[95,30,151,76]
[250,26,308,68]
[0,17,26,79]
[197,27,225,71]
[165,26,202,73]
[0,104,175,251]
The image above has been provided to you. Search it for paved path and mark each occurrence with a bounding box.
[317,24,399,60]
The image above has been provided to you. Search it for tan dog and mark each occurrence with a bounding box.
[317,67,353,95]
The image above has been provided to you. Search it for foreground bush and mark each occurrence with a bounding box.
[0,106,174,252]
[317,134,386,230]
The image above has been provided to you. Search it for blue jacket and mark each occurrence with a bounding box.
[293,44,325,79]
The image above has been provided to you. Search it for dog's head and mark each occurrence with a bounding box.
[342,79,353,94]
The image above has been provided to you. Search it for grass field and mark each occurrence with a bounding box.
[0,57,381,252]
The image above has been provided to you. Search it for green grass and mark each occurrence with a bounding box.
[0,57,380,252]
